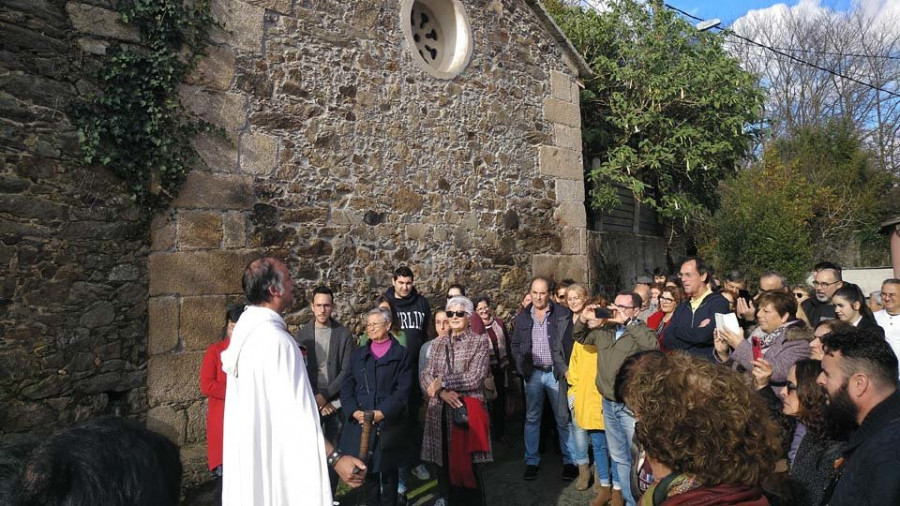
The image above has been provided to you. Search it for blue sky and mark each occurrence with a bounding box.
[672,0,853,25]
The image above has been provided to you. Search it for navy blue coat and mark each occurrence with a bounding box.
[338,337,412,473]
[662,292,730,361]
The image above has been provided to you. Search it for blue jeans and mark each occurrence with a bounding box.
[524,369,573,466]
[568,395,590,466]
[602,398,636,506]
[589,430,619,487]
[568,395,618,486]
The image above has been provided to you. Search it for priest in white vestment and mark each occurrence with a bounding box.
[221,257,366,505]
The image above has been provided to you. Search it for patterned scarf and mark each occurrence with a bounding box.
[485,318,509,368]
[759,319,800,349]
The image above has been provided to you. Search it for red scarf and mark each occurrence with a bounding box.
[661,483,768,505]
[449,397,490,488]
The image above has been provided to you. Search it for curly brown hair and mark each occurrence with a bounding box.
[624,352,781,487]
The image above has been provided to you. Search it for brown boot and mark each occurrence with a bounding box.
[610,488,625,506]
[575,464,591,491]
[590,485,612,506]
[593,468,603,493]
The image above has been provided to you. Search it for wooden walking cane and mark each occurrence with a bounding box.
[356,410,375,505]
[359,410,375,463]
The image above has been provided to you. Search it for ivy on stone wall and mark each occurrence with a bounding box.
[74,0,214,211]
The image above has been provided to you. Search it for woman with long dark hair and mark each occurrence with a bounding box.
[646,286,683,352]
[765,359,846,506]
[832,283,883,336]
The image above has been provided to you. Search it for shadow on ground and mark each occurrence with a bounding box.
[184,419,596,506]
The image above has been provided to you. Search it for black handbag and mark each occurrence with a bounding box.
[445,340,469,428]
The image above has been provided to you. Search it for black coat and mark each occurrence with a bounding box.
[510,301,573,380]
[828,391,900,505]
[338,337,412,473]
[856,316,886,338]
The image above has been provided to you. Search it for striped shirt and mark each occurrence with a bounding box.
[531,305,553,368]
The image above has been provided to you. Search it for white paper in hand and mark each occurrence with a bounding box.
[714,312,741,334]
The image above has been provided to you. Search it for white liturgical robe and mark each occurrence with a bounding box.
[221,305,331,506]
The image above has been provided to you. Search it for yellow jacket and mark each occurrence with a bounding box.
[568,341,605,430]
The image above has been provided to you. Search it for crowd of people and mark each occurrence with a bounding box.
[195,256,900,506]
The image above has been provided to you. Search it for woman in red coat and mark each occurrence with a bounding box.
[200,303,245,476]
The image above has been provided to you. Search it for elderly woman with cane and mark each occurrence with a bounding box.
[421,296,492,506]
[339,307,412,506]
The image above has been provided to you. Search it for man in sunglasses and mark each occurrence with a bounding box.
[803,261,843,325]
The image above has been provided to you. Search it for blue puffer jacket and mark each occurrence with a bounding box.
[661,291,730,361]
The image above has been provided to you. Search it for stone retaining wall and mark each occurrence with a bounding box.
[0,0,149,434]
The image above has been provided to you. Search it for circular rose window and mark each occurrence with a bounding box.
[400,0,473,79]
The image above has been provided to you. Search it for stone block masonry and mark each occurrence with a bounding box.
[0,0,149,435]
[151,0,593,482]
[0,0,592,490]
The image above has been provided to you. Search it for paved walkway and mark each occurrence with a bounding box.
[335,418,595,506]
[184,420,595,506]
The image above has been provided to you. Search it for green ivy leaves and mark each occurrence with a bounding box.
[74,0,213,211]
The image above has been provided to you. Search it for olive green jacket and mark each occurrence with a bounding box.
[572,320,658,401]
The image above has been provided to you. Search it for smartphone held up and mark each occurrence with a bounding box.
[751,336,762,361]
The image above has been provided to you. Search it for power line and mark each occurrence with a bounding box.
[726,38,898,83]
[758,47,900,61]
[664,2,900,99]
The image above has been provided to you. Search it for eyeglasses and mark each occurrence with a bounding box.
[812,280,840,288]
[447,311,467,318]
[793,292,806,299]
[785,382,798,393]
[883,292,897,299]
[659,297,675,303]
[365,322,385,329]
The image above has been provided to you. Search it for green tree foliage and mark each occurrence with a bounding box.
[545,0,764,225]
[773,120,896,264]
[705,121,897,282]
[74,0,213,211]
[705,150,816,284]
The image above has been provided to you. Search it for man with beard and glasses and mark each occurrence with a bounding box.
[804,261,844,325]
[817,326,900,505]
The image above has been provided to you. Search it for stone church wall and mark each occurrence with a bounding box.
[0,0,589,485]
[0,0,149,434]
[149,0,587,480]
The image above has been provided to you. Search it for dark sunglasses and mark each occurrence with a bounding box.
[447,311,467,318]
[785,382,798,393]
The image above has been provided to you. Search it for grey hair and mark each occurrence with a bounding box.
[870,291,883,305]
[364,307,392,325]
[446,296,474,315]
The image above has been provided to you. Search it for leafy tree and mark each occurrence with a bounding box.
[704,120,897,282]
[703,149,817,284]
[773,120,896,265]
[545,0,765,226]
